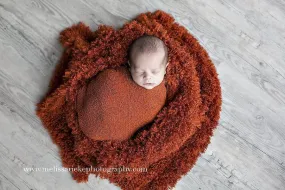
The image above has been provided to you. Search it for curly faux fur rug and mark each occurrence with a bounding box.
[36,10,222,190]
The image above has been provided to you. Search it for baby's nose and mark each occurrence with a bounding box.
[144,74,151,80]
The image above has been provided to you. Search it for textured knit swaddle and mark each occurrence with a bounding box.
[76,66,167,141]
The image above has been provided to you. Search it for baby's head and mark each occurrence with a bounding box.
[127,35,169,90]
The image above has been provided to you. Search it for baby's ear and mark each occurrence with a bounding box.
[127,60,131,71]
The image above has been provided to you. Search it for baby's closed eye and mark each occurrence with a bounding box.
[153,70,160,74]
[135,71,160,75]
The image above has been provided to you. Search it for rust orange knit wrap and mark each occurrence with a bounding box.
[76,66,167,141]
[36,10,222,190]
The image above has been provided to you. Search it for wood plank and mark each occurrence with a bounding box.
[0,0,284,189]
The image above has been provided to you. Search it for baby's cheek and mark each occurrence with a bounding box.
[157,73,164,80]
[157,75,165,83]
[132,75,143,84]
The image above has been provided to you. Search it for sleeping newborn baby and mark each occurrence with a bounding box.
[128,34,169,90]
[76,35,169,141]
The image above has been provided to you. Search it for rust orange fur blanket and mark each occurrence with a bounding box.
[36,10,222,190]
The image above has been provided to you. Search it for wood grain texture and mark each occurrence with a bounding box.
[0,0,284,189]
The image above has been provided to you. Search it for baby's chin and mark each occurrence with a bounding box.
[143,86,155,90]
[139,83,158,90]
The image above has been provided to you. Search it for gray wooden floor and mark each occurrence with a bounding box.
[0,0,284,189]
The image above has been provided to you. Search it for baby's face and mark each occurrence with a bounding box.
[129,50,168,90]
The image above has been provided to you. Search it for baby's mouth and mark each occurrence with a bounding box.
[144,83,155,86]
